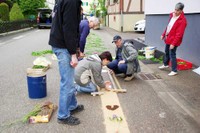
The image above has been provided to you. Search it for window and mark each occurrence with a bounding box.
[82,2,88,6]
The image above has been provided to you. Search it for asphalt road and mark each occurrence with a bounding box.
[0,28,200,133]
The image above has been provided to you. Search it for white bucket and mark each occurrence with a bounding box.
[145,47,156,59]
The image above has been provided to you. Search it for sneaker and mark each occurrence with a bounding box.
[168,71,177,76]
[71,104,84,115]
[57,116,80,125]
[124,75,135,81]
[159,65,169,69]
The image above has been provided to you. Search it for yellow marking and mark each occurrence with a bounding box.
[101,91,131,133]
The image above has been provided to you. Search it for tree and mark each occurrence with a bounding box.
[10,0,20,5]
[10,3,24,21]
[0,0,13,10]
[89,0,107,18]
[19,0,46,16]
[96,0,107,17]
[0,2,9,21]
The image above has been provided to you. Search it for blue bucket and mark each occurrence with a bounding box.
[27,74,47,99]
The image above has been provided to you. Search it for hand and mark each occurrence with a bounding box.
[76,48,80,57]
[109,69,114,75]
[118,60,125,65]
[160,35,164,40]
[104,81,112,91]
[70,54,78,68]
[170,45,175,49]
[79,52,85,57]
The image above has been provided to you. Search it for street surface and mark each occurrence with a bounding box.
[0,28,200,133]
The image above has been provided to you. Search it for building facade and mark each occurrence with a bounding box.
[81,0,91,14]
[106,0,144,32]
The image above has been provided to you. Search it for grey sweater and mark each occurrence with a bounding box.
[74,54,105,88]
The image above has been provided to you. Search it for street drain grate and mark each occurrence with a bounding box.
[138,73,162,80]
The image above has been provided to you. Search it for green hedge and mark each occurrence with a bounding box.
[0,20,36,34]
[0,3,9,21]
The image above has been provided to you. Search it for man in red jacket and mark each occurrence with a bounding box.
[159,2,187,76]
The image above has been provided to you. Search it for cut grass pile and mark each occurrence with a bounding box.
[85,33,106,55]
[138,55,163,64]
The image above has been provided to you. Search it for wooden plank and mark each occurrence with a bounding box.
[91,92,105,96]
[107,70,118,89]
[101,67,126,94]
[112,73,124,90]
[111,89,127,93]
[29,102,57,123]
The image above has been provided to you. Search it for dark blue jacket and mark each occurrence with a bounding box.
[79,20,90,52]
[49,0,82,54]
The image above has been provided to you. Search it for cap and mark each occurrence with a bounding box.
[112,35,122,43]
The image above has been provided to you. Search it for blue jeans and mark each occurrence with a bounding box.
[52,47,78,119]
[75,82,97,93]
[163,44,178,72]
[107,59,127,74]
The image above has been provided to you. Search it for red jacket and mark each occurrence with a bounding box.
[162,12,187,46]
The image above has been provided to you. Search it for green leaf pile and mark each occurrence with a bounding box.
[31,50,53,56]
[85,33,106,55]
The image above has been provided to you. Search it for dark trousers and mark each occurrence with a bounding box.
[107,59,127,74]
[163,44,178,72]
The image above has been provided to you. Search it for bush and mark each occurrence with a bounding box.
[5,0,13,10]
[9,3,24,21]
[0,2,9,21]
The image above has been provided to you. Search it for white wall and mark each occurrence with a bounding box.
[145,0,200,14]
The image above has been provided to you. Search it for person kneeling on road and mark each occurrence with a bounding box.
[107,35,141,81]
[74,51,113,93]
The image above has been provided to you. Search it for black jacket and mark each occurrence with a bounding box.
[49,0,82,54]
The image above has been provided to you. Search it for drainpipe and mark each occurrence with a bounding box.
[120,0,123,32]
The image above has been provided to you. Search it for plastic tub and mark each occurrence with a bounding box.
[145,47,156,59]
[27,73,47,99]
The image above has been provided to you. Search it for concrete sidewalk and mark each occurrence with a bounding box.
[92,26,200,132]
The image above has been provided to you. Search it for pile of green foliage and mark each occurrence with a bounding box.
[138,54,163,64]
[31,50,53,56]
[85,33,106,55]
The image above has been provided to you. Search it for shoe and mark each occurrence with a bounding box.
[168,71,177,76]
[57,116,80,125]
[159,65,169,69]
[71,104,84,115]
[124,75,135,81]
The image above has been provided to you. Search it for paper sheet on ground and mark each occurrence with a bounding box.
[193,67,200,75]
